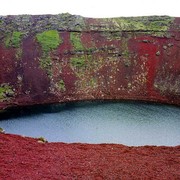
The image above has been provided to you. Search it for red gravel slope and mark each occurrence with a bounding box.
[0,133,179,179]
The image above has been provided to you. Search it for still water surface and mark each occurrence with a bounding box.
[0,101,179,146]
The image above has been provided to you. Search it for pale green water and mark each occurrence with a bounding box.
[0,101,179,146]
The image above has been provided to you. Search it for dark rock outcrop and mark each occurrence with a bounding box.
[0,14,180,110]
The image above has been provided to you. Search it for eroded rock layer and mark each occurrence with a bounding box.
[0,14,180,109]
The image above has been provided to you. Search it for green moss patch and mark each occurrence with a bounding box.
[112,16,174,32]
[70,56,86,68]
[114,18,145,31]
[5,31,24,48]
[88,78,97,88]
[36,30,62,76]
[70,32,84,51]
[39,55,52,76]
[36,30,62,53]
[0,84,14,102]
[55,80,66,92]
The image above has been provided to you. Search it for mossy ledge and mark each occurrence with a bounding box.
[0,14,177,33]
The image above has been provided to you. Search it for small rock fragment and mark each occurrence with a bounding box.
[156,51,161,56]
[37,137,48,143]
[167,43,173,47]
[142,40,149,43]
[0,127,5,133]
[163,45,167,50]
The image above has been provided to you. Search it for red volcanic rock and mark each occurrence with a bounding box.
[0,133,180,179]
[0,14,180,110]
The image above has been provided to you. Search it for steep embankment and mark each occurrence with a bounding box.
[0,14,180,110]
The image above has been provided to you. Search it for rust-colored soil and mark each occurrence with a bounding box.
[0,133,179,179]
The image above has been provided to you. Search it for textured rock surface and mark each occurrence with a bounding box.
[0,133,180,179]
[0,14,180,110]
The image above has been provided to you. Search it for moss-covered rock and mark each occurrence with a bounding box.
[0,127,5,133]
[0,84,14,102]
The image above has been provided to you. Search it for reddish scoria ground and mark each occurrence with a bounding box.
[0,133,180,179]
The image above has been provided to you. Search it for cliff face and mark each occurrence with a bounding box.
[0,14,180,109]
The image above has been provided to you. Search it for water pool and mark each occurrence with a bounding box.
[0,101,179,146]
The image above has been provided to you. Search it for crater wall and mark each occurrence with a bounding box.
[0,14,180,109]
